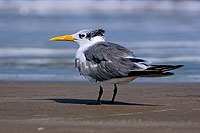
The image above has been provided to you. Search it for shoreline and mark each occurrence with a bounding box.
[0,81,200,132]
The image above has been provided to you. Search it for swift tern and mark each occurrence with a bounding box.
[49,29,183,104]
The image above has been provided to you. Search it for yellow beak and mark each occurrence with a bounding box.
[49,35,77,41]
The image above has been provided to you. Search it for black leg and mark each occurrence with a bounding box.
[111,84,118,103]
[87,85,103,105]
[97,85,103,104]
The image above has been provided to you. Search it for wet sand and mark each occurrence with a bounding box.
[0,81,200,133]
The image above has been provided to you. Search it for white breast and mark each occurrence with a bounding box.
[76,49,86,63]
[75,43,94,63]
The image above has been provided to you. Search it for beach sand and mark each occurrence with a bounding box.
[0,81,200,133]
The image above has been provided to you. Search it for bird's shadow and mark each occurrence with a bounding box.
[42,98,160,106]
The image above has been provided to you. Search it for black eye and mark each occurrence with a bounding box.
[79,34,85,39]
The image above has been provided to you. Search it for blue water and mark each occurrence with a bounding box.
[0,1,200,82]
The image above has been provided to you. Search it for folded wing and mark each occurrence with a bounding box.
[81,42,152,81]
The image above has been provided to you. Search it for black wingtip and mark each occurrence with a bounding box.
[162,72,174,76]
[176,65,184,69]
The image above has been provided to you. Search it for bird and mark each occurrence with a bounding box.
[49,29,183,104]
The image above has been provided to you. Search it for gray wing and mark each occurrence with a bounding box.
[77,42,151,82]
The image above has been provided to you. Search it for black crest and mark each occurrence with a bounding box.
[94,29,105,37]
[86,29,105,40]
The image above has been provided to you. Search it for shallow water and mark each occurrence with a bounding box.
[0,3,200,82]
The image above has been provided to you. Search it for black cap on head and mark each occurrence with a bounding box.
[86,29,105,40]
[95,29,105,36]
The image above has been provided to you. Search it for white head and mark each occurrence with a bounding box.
[49,29,105,47]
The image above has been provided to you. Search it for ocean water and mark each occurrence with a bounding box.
[0,1,200,82]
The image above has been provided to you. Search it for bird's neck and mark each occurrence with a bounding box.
[76,37,105,62]
[77,37,105,54]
